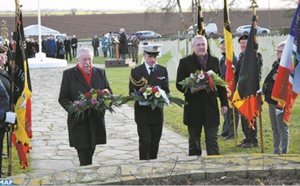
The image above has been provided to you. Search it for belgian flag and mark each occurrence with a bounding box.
[232,15,262,129]
[13,10,32,169]
[223,0,235,103]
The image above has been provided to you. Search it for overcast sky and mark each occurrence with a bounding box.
[0,0,291,11]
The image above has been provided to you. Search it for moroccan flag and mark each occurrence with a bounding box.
[271,1,300,124]
[232,15,261,129]
[13,11,32,169]
[223,0,235,103]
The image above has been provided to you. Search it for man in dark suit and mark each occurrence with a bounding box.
[129,44,169,160]
[58,48,112,166]
[176,35,228,156]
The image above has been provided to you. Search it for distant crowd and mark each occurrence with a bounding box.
[91,28,140,63]
[6,28,141,63]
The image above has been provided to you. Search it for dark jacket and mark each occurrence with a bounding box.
[219,52,238,80]
[0,70,10,128]
[235,51,263,84]
[58,66,112,149]
[129,63,169,124]
[71,38,78,49]
[176,53,228,127]
[119,32,129,54]
[92,37,100,48]
[63,39,71,52]
[262,59,279,105]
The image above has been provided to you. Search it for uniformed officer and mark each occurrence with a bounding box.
[129,44,169,160]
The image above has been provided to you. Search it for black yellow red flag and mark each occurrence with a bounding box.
[223,0,235,103]
[232,15,261,129]
[13,11,32,169]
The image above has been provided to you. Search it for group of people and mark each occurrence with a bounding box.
[219,34,289,154]
[57,33,289,166]
[91,28,140,63]
[42,34,78,61]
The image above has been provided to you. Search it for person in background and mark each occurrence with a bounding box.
[56,38,65,59]
[41,37,47,53]
[176,35,228,156]
[45,35,56,58]
[235,35,263,148]
[0,46,17,177]
[58,48,112,166]
[119,28,128,60]
[129,44,169,160]
[92,35,99,57]
[101,33,109,58]
[262,41,289,154]
[71,35,78,58]
[219,40,239,140]
[131,34,140,64]
[64,36,72,62]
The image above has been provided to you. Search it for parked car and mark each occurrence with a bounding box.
[187,23,218,38]
[235,25,270,36]
[134,30,162,40]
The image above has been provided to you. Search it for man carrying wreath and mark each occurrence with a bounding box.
[58,48,113,166]
[129,44,169,160]
[176,35,228,156]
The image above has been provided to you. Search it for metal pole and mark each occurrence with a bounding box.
[38,0,42,54]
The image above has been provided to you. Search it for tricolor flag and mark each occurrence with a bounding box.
[271,1,300,124]
[223,0,235,103]
[232,15,262,129]
[13,11,32,169]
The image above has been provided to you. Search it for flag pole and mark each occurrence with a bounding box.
[250,0,264,153]
[7,0,20,176]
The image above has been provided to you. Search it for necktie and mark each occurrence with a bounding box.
[149,67,153,77]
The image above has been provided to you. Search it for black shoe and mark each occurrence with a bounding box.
[237,140,247,147]
[241,141,258,148]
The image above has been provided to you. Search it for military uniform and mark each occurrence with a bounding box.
[131,37,140,64]
[129,44,169,160]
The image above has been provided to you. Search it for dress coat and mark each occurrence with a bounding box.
[58,66,112,150]
[129,63,169,124]
[119,32,129,55]
[176,53,228,128]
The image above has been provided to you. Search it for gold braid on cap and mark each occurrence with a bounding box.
[129,74,148,87]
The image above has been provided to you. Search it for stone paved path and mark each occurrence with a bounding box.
[29,64,195,174]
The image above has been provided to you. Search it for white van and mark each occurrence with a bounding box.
[188,23,218,38]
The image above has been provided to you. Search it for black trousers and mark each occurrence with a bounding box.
[137,122,163,160]
[76,148,95,166]
[241,117,258,143]
[0,128,5,177]
[188,125,219,156]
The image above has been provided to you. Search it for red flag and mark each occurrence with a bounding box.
[223,0,235,103]
[13,11,32,169]
[271,1,300,124]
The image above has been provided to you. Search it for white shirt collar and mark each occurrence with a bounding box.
[144,63,156,74]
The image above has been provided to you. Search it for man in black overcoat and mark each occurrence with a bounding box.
[176,35,228,156]
[58,48,112,166]
[129,44,169,160]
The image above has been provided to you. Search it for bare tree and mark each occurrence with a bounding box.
[142,0,188,32]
